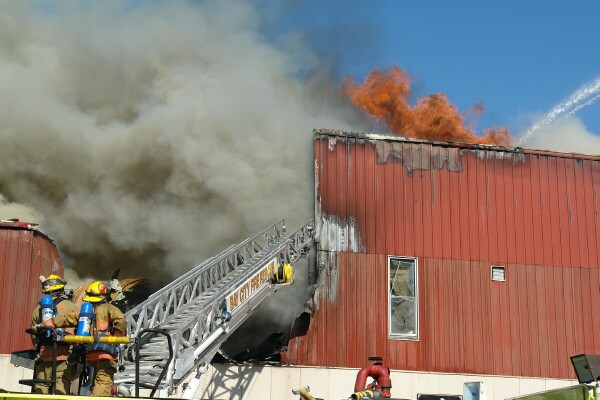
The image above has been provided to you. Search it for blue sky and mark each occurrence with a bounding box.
[262,1,600,138]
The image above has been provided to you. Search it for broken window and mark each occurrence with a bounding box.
[388,257,418,339]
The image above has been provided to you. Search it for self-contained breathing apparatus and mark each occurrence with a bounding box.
[39,295,58,340]
[65,299,125,394]
[81,281,123,358]
[37,294,73,344]
[40,295,56,322]
[78,294,125,390]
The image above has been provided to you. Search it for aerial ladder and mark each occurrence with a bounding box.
[112,219,315,398]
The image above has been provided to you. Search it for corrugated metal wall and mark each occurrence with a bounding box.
[0,224,64,354]
[287,130,600,379]
[288,253,600,379]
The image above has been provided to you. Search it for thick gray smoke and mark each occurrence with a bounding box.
[0,0,361,281]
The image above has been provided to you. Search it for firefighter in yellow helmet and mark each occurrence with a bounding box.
[30,275,79,394]
[83,281,127,397]
[272,256,294,285]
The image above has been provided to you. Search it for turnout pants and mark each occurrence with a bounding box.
[89,359,118,397]
[33,360,78,394]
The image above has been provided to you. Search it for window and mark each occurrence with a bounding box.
[388,256,418,339]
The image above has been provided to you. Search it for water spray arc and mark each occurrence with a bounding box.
[518,77,600,146]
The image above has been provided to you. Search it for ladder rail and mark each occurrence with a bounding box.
[116,219,314,394]
[166,220,315,384]
[125,220,287,339]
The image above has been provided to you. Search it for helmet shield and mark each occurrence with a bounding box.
[41,274,66,294]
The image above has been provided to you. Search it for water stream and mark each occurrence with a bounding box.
[518,77,600,146]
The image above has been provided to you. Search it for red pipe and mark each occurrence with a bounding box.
[354,357,392,398]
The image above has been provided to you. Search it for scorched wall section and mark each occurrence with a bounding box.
[314,131,600,266]
[286,130,600,379]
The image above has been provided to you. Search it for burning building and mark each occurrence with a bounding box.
[282,128,600,397]
[1,129,599,398]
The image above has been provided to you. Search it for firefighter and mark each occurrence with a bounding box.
[83,281,127,397]
[30,274,79,394]
[272,257,294,285]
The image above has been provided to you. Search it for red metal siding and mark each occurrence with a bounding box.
[314,131,600,267]
[288,254,600,379]
[0,223,64,354]
[288,131,600,379]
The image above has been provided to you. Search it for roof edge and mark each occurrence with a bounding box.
[0,219,54,242]
[314,128,600,161]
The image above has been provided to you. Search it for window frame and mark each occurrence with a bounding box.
[387,255,419,340]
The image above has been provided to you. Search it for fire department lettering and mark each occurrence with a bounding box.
[226,258,276,313]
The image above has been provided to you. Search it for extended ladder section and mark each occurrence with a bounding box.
[114,219,314,396]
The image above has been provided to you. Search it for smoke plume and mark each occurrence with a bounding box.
[524,116,600,155]
[0,195,45,225]
[0,0,360,280]
[342,66,512,145]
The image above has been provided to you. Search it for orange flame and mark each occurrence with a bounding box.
[342,66,512,146]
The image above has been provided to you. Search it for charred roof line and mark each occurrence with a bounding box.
[314,128,600,162]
